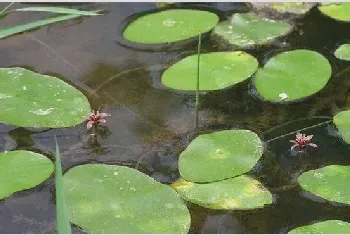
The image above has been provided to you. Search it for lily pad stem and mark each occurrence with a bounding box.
[195,34,201,130]
[265,120,332,143]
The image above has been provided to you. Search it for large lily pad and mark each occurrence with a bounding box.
[123,9,219,44]
[212,12,292,48]
[318,3,350,22]
[253,50,332,102]
[172,175,273,210]
[334,44,350,61]
[0,150,54,200]
[298,165,350,205]
[333,110,350,144]
[64,164,191,234]
[161,51,258,91]
[0,67,91,128]
[289,220,350,234]
[178,130,263,183]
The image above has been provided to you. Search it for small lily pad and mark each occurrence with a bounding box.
[333,110,350,144]
[298,165,350,205]
[0,67,91,128]
[64,164,191,234]
[178,130,263,183]
[161,51,258,91]
[0,150,54,200]
[172,175,273,210]
[253,50,332,102]
[318,3,350,22]
[288,220,350,234]
[334,44,350,61]
[123,9,219,44]
[212,12,292,48]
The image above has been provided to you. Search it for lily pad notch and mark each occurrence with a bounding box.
[212,12,293,49]
[122,9,219,45]
[64,164,191,234]
[253,49,332,102]
[178,129,264,183]
[161,51,259,91]
[0,67,91,128]
[0,150,54,200]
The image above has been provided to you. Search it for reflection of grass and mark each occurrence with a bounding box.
[55,137,72,234]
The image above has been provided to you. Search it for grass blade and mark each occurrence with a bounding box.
[195,34,201,130]
[55,136,72,234]
[14,7,101,16]
[0,13,91,39]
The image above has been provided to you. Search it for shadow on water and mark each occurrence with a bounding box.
[1,2,350,233]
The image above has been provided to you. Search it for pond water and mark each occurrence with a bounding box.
[1,2,350,234]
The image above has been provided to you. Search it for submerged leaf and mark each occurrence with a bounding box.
[178,130,264,183]
[161,51,258,91]
[0,67,91,128]
[318,3,350,22]
[123,9,219,44]
[172,176,273,210]
[213,12,292,48]
[333,110,350,144]
[253,49,332,102]
[298,165,350,205]
[0,150,54,200]
[289,220,350,234]
[64,164,191,234]
[334,44,350,61]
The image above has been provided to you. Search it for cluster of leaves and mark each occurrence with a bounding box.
[2,2,350,234]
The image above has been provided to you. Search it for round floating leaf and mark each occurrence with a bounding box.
[161,51,258,91]
[0,67,91,128]
[318,3,350,22]
[298,165,350,204]
[178,130,263,183]
[0,150,54,200]
[123,9,219,44]
[334,110,350,144]
[213,12,292,48]
[253,50,332,102]
[289,220,350,234]
[172,175,273,210]
[334,44,350,61]
[64,164,191,234]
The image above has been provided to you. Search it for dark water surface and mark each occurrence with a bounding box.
[1,2,350,233]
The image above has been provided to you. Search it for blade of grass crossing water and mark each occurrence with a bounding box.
[55,136,72,234]
[195,34,201,130]
[0,11,99,39]
[14,7,101,16]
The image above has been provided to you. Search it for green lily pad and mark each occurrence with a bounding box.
[318,3,350,22]
[334,110,350,144]
[253,49,332,102]
[161,51,258,91]
[64,164,191,234]
[178,130,263,183]
[212,12,292,48]
[298,165,350,205]
[0,150,54,200]
[0,67,91,128]
[172,175,273,210]
[334,44,350,61]
[123,9,219,44]
[288,220,350,234]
